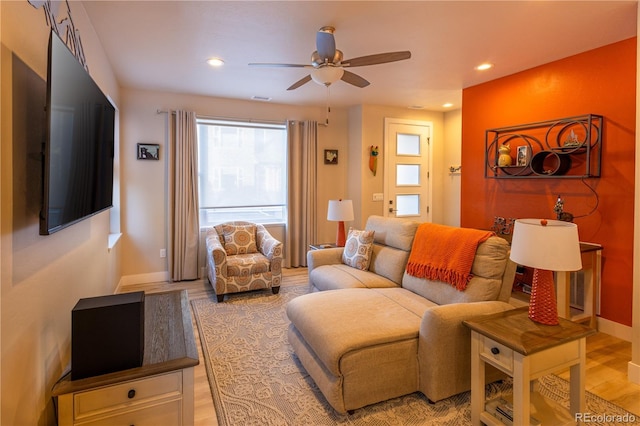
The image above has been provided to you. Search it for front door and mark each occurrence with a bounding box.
[383,118,432,222]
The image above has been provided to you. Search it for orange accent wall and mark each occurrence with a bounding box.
[461,38,636,327]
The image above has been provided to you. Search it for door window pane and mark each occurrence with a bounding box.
[396,194,420,216]
[396,164,420,186]
[397,133,420,156]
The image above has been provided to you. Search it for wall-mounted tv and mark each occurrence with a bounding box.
[40,31,115,235]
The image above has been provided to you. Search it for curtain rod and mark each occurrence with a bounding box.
[156,109,285,125]
[156,109,328,127]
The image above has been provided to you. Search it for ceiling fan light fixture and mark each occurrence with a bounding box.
[311,66,344,86]
[250,26,410,92]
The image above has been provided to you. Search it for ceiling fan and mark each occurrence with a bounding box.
[249,26,411,91]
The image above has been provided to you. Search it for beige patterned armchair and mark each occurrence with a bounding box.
[205,221,283,302]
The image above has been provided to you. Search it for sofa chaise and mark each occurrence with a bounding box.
[286,215,516,414]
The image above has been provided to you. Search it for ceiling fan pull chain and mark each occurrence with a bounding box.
[325,85,331,126]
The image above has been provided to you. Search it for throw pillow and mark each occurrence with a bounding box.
[342,228,375,270]
[221,224,258,255]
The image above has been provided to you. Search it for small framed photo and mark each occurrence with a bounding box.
[324,149,338,165]
[516,146,529,166]
[137,143,160,160]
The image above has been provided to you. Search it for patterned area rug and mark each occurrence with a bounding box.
[192,285,637,425]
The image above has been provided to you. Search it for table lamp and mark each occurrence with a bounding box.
[327,199,354,247]
[510,218,582,325]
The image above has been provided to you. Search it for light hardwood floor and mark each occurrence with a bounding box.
[119,268,640,424]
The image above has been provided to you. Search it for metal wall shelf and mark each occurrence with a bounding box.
[485,114,603,179]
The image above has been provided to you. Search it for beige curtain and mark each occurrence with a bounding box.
[168,110,200,281]
[286,120,318,267]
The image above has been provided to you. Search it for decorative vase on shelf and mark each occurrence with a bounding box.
[498,144,512,167]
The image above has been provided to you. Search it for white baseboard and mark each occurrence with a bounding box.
[628,361,640,385]
[116,271,170,293]
[597,316,633,341]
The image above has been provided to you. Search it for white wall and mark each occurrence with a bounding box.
[119,88,349,282]
[443,109,462,227]
[347,104,450,228]
[0,2,121,425]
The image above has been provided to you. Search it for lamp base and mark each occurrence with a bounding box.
[336,221,346,247]
[528,268,559,325]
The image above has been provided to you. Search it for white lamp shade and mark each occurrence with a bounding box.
[311,67,344,86]
[510,219,582,271]
[327,199,354,222]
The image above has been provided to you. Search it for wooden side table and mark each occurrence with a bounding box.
[309,243,338,250]
[556,242,602,328]
[464,307,595,426]
[52,290,199,425]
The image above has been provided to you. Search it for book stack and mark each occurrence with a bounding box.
[485,396,542,426]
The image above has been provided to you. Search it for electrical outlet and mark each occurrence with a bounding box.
[160,249,166,258]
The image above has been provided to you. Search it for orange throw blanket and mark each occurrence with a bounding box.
[406,223,494,291]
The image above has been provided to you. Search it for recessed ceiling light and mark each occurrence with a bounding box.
[442,103,454,108]
[475,63,493,71]
[207,57,225,67]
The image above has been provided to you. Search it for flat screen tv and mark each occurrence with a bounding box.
[40,31,115,235]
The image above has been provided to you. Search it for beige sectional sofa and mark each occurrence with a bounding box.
[286,215,517,414]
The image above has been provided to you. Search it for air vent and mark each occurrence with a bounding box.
[251,96,272,102]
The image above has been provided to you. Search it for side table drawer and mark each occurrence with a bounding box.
[74,371,182,419]
[529,340,581,378]
[480,336,513,374]
[76,399,182,426]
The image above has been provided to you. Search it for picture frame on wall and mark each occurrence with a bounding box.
[516,146,529,166]
[324,149,338,164]
[137,143,160,160]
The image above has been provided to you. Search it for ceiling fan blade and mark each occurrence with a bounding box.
[316,26,336,62]
[249,62,310,68]
[341,70,370,88]
[342,51,412,68]
[287,75,312,90]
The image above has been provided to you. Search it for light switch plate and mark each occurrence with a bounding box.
[373,193,384,201]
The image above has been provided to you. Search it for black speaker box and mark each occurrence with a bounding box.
[71,291,145,380]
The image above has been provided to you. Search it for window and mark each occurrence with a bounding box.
[197,119,287,226]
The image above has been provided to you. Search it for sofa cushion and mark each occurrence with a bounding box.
[226,252,270,276]
[286,289,424,377]
[362,216,419,285]
[401,236,510,304]
[365,215,419,251]
[219,224,258,255]
[287,324,418,414]
[372,287,438,316]
[342,228,375,270]
[309,264,399,291]
[470,236,511,280]
[368,243,412,285]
